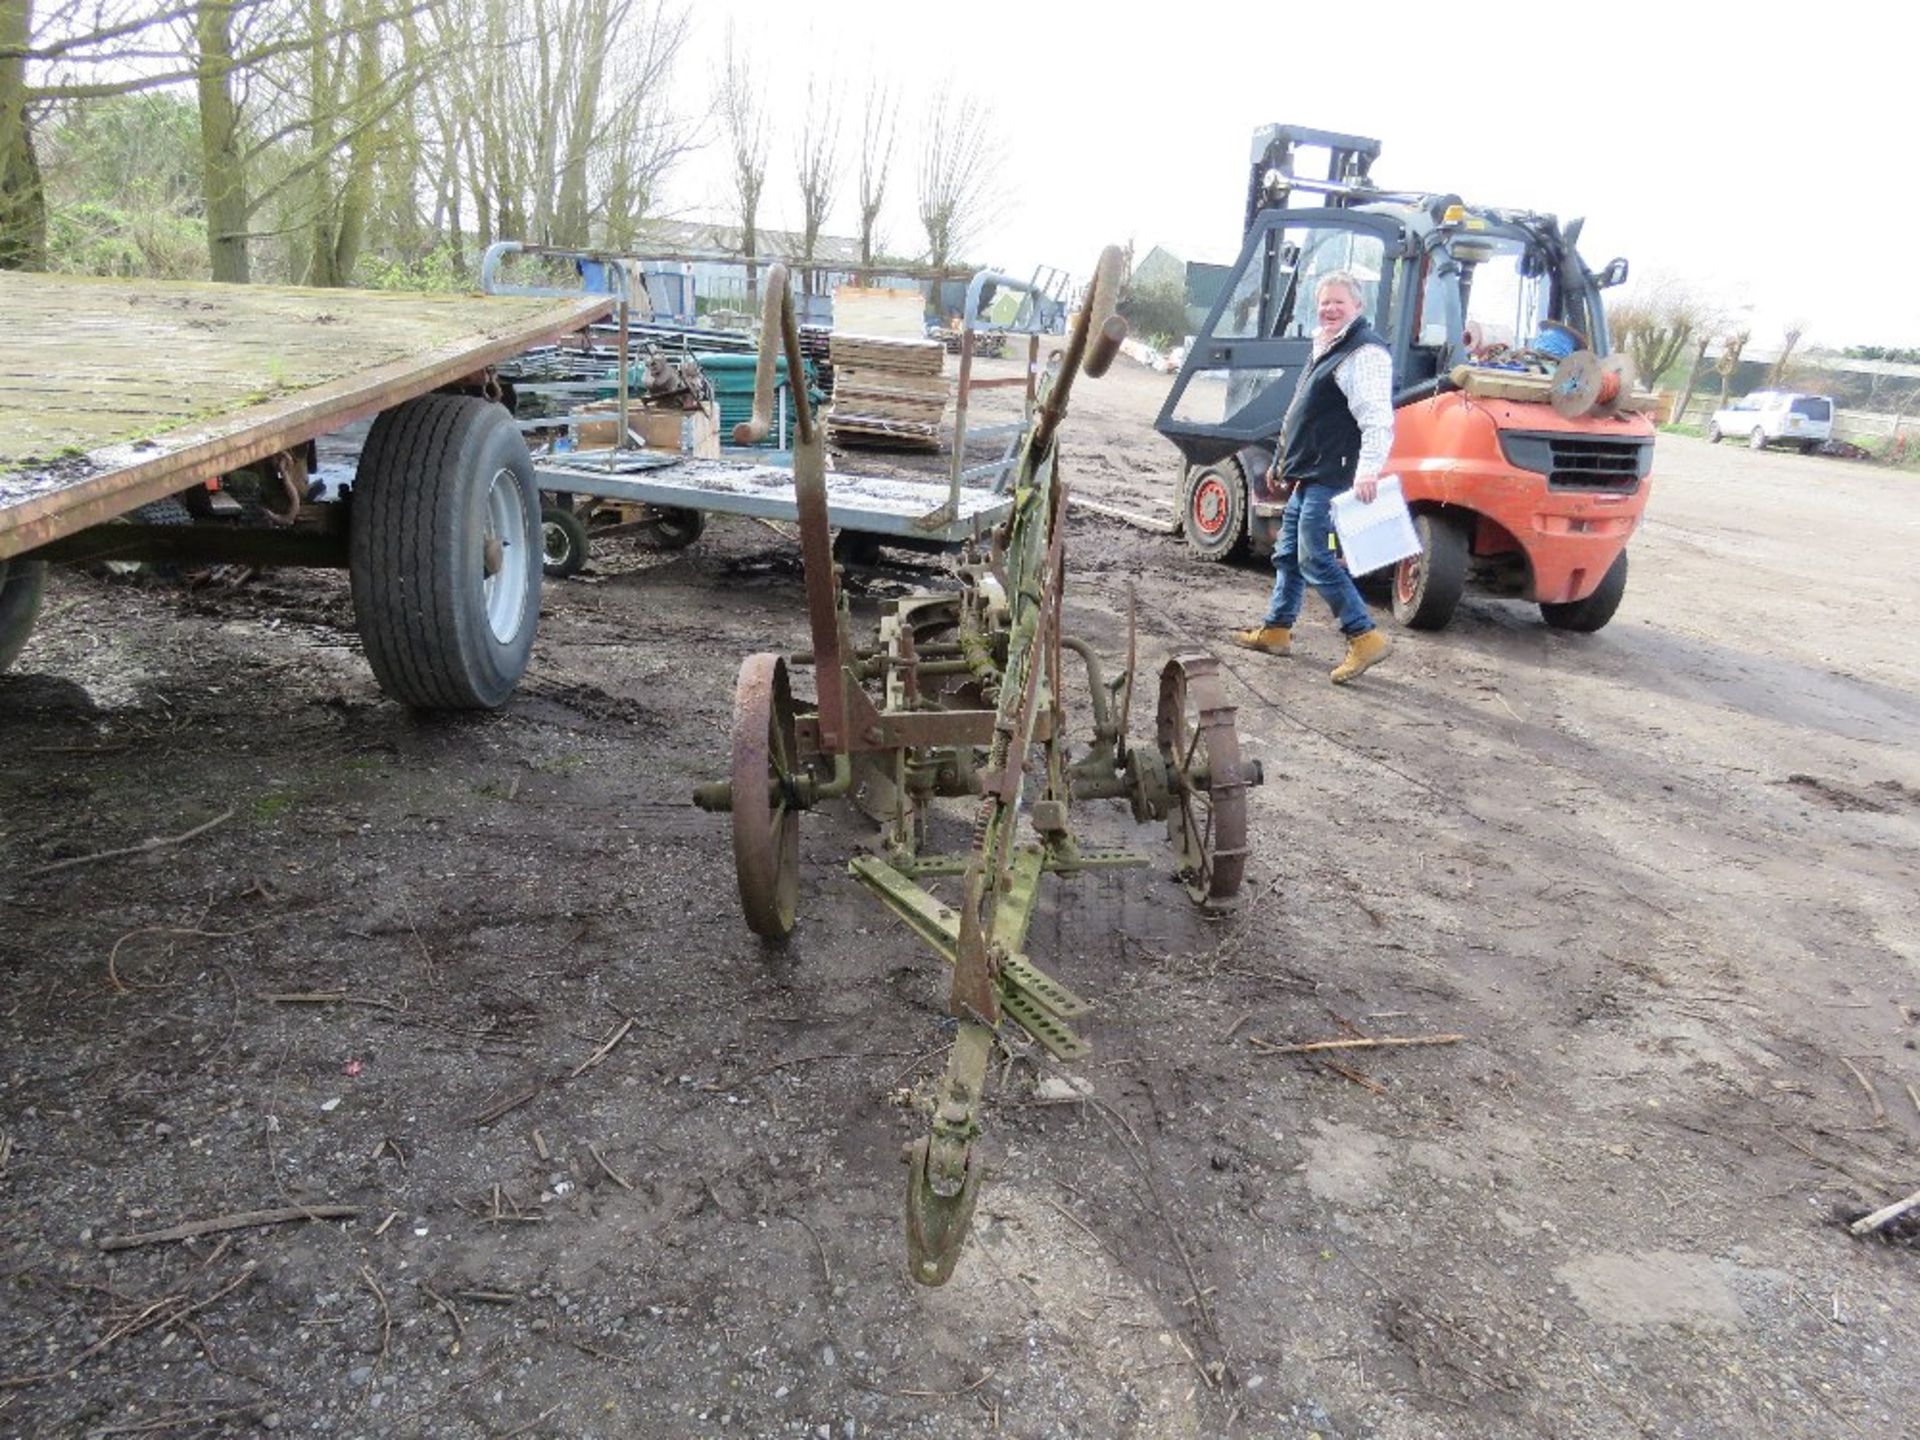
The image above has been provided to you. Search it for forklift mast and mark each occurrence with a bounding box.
[1244,125,1386,234]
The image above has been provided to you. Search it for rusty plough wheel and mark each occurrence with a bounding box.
[1156,652,1249,904]
[730,652,801,941]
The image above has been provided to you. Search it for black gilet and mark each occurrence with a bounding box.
[1280,317,1388,489]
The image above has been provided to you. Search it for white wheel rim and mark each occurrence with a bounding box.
[483,467,528,643]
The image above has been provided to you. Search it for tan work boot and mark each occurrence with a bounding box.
[1330,629,1391,684]
[1229,624,1292,656]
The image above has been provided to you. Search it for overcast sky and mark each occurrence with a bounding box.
[661,0,1917,349]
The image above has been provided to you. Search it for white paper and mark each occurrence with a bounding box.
[1331,475,1422,576]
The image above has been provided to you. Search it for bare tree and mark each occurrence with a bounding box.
[792,74,837,295]
[591,2,692,249]
[1607,274,1722,391]
[1715,328,1750,407]
[853,76,893,279]
[1766,318,1809,389]
[194,0,249,280]
[915,83,997,271]
[1,0,46,267]
[715,20,766,303]
[448,0,689,257]
[5,0,228,270]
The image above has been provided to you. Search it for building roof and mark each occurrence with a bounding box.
[631,218,865,266]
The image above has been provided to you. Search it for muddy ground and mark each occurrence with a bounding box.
[3,357,1918,1440]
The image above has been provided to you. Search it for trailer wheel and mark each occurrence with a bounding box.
[350,394,541,711]
[0,559,47,672]
[1180,460,1248,562]
[1540,550,1628,633]
[540,504,589,578]
[1390,512,1468,630]
[642,505,706,550]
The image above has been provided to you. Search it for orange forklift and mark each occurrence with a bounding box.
[1157,125,1653,631]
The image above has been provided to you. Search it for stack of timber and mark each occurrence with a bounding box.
[826,335,947,451]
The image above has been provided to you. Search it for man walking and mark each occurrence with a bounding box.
[1231,271,1394,684]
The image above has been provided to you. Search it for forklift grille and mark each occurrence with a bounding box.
[1499,432,1651,493]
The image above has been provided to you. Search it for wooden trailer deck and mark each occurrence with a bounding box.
[0,271,613,562]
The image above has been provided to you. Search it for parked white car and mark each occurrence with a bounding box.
[1706,391,1834,452]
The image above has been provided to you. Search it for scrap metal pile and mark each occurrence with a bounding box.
[693,251,1264,1284]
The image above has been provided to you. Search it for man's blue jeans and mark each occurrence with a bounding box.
[1261,483,1376,637]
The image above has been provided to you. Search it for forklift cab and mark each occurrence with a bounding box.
[1156,196,1615,560]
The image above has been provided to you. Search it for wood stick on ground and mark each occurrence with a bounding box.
[891,1370,995,1400]
[455,1290,518,1305]
[471,1087,539,1127]
[569,1017,635,1079]
[107,919,284,993]
[531,1128,550,1162]
[359,1266,392,1365]
[1,1265,255,1389]
[1046,1197,1120,1260]
[99,1204,361,1252]
[791,1215,831,1288]
[1318,1059,1388,1095]
[587,1142,633,1191]
[89,1403,263,1435]
[1849,1184,1920,1237]
[1840,1057,1887,1126]
[1907,1082,1920,1121]
[27,807,236,877]
[1249,1033,1465,1056]
[373,1210,400,1238]
[420,1282,467,1342]
[1221,1011,1253,1042]
[257,991,407,1012]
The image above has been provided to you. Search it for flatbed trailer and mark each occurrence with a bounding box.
[0,270,615,708]
[1,264,1034,704]
[531,451,1010,541]
[479,243,1033,573]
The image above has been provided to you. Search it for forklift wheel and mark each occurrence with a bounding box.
[1180,460,1248,562]
[1390,512,1468,631]
[1540,550,1628,633]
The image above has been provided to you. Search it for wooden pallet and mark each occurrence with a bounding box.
[824,414,941,450]
[828,335,945,376]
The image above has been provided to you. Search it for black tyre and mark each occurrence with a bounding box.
[1705,421,1722,444]
[1799,440,1820,455]
[1180,459,1248,562]
[832,529,884,568]
[642,505,706,550]
[1748,428,1767,451]
[349,394,541,711]
[0,559,48,672]
[1540,550,1628,633]
[1389,511,1469,630]
[540,504,589,578]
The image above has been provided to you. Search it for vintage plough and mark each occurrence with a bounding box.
[694,249,1263,1284]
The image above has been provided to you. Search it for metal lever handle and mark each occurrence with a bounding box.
[733,265,816,448]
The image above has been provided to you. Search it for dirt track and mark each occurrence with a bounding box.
[3,365,1918,1439]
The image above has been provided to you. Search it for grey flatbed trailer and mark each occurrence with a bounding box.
[531,452,1009,543]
